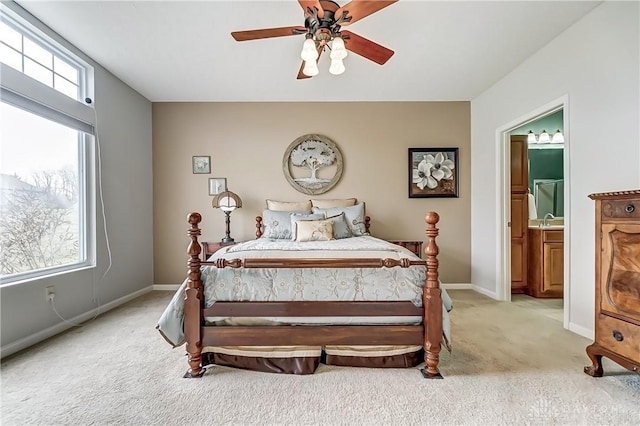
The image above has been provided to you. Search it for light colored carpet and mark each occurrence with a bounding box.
[2,290,639,425]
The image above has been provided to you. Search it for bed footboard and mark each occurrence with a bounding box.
[183,211,443,378]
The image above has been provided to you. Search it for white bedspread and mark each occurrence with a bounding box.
[157,236,452,347]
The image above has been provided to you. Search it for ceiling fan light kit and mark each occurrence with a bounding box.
[231,0,398,79]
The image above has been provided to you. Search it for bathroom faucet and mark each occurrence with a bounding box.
[542,213,555,227]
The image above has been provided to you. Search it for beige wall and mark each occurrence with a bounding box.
[153,102,470,284]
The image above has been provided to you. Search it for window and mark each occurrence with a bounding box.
[0,5,95,285]
[0,19,84,101]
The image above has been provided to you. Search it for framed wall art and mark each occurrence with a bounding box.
[208,177,227,195]
[282,134,343,195]
[192,156,211,174]
[408,148,459,198]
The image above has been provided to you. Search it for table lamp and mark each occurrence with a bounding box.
[211,190,242,243]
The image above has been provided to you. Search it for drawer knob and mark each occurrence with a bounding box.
[625,204,635,213]
[612,330,624,342]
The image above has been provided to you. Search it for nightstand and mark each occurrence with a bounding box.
[201,241,236,261]
[387,240,423,258]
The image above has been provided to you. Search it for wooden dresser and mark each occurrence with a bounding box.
[585,190,640,377]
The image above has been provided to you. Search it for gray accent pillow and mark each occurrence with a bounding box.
[262,209,311,239]
[290,213,325,240]
[312,202,367,236]
[325,212,353,239]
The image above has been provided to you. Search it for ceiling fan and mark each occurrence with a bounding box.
[231,0,398,79]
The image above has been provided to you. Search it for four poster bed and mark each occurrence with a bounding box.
[157,202,449,378]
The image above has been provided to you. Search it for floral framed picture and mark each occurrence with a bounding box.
[208,177,227,195]
[409,148,459,198]
[192,156,211,174]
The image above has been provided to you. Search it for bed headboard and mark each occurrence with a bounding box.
[255,215,371,239]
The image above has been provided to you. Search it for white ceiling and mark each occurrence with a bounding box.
[15,1,601,102]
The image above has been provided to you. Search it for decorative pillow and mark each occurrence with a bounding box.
[262,209,311,239]
[290,213,325,240]
[266,199,312,211]
[325,212,353,239]
[295,219,335,242]
[310,198,357,208]
[312,202,367,236]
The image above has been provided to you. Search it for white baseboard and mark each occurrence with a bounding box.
[0,286,153,359]
[470,284,498,299]
[153,284,181,291]
[441,283,498,299]
[568,322,594,340]
[441,283,473,290]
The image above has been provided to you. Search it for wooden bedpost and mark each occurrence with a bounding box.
[256,216,263,239]
[184,212,205,378]
[421,211,443,379]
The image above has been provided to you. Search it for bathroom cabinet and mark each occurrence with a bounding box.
[527,228,564,298]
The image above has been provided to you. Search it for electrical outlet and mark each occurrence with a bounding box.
[46,286,55,302]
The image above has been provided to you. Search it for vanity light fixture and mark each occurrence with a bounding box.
[527,129,564,145]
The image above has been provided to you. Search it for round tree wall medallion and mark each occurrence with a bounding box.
[282,134,343,195]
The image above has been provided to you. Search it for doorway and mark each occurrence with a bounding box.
[498,96,570,330]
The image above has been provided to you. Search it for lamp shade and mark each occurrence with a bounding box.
[527,130,537,144]
[552,129,565,143]
[329,58,345,75]
[212,191,242,212]
[302,59,319,76]
[538,130,551,143]
[330,37,348,60]
[300,38,318,61]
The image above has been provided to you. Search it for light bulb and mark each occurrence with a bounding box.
[330,37,348,60]
[219,196,237,212]
[329,58,345,75]
[527,130,537,144]
[552,129,564,143]
[303,59,319,76]
[538,130,551,143]
[300,38,318,61]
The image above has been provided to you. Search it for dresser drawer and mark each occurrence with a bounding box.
[596,314,640,363]
[543,230,563,243]
[602,199,640,220]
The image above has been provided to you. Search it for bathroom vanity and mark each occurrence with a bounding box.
[527,225,564,298]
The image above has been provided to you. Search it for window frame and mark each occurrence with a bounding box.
[0,4,96,286]
[0,12,89,103]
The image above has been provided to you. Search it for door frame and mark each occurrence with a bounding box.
[496,95,570,329]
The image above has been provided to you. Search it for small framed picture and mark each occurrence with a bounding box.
[192,156,211,174]
[409,147,459,198]
[208,177,227,195]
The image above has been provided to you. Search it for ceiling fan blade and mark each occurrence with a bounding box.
[297,46,324,80]
[342,30,394,65]
[298,0,324,18]
[335,0,398,25]
[231,26,306,42]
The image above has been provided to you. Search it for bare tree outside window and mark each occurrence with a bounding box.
[0,169,79,275]
[1,101,85,282]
